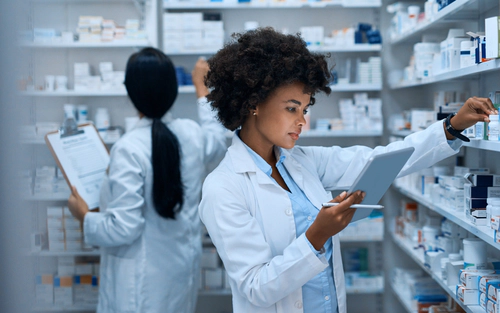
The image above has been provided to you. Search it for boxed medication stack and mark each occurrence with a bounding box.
[163,12,224,53]
[77,16,103,43]
[35,274,54,305]
[54,276,73,306]
[456,269,500,306]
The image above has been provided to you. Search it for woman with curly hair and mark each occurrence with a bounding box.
[199,27,496,313]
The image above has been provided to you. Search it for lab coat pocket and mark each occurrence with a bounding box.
[107,254,137,312]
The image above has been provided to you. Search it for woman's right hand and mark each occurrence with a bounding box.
[305,190,365,251]
[192,57,210,99]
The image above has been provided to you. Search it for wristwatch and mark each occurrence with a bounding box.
[444,113,470,142]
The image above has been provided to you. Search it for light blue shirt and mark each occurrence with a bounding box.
[243,142,338,313]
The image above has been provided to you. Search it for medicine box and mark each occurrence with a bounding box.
[456,285,479,305]
[465,183,500,198]
[487,300,497,313]
[465,174,500,187]
[480,277,500,293]
[455,166,489,177]
[54,276,73,306]
[465,198,488,209]
[485,16,500,59]
[488,283,500,302]
[35,274,54,305]
[460,270,495,289]
[480,292,487,310]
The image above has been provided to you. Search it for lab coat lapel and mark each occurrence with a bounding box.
[282,149,325,211]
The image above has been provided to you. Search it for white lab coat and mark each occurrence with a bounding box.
[199,120,460,313]
[83,98,226,313]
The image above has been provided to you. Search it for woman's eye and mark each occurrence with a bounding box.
[303,109,308,115]
[287,107,296,112]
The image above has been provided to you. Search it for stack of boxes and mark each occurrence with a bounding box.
[163,12,224,53]
[339,93,382,131]
[47,207,91,252]
[357,57,382,85]
[77,16,104,43]
[456,269,500,310]
[74,61,125,92]
[76,16,146,43]
[33,166,69,197]
[35,258,99,307]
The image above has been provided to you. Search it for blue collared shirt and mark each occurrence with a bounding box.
[243,142,337,313]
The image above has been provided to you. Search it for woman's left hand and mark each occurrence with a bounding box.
[450,97,498,131]
[68,186,90,223]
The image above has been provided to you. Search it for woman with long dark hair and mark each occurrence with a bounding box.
[67,48,226,313]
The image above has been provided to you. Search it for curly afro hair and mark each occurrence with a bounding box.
[206,27,332,131]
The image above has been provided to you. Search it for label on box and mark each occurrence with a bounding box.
[460,270,496,289]
[481,292,487,310]
[487,299,496,313]
[457,285,480,305]
[488,283,500,302]
[480,277,500,293]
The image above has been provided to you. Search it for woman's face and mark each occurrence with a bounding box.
[252,81,311,150]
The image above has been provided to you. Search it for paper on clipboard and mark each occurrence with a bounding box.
[45,124,110,209]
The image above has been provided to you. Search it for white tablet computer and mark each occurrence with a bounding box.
[347,147,415,222]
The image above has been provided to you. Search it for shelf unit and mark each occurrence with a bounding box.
[21,85,196,96]
[19,40,151,48]
[383,0,500,311]
[389,0,498,45]
[24,1,160,312]
[390,233,484,313]
[163,0,381,9]
[390,59,500,90]
[394,183,500,250]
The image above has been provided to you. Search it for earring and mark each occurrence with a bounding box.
[252,112,257,116]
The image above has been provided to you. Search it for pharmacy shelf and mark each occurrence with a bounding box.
[391,130,500,152]
[33,305,96,312]
[167,44,382,55]
[346,286,384,294]
[391,232,484,313]
[308,44,382,52]
[21,86,195,96]
[389,282,416,313]
[20,40,151,48]
[163,1,381,9]
[33,250,100,257]
[339,236,383,242]
[330,83,382,91]
[389,0,498,45]
[463,139,500,152]
[394,183,500,251]
[198,289,231,296]
[390,59,500,89]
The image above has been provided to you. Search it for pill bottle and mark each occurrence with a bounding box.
[487,198,500,227]
[463,238,487,269]
[95,108,110,130]
[488,114,499,141]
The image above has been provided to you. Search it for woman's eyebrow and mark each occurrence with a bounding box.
[285,99,302,105]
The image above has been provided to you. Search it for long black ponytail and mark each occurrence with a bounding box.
[124,47,182,219]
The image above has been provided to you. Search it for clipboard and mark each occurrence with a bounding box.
[347,147,415,222]
[45,122,110,209]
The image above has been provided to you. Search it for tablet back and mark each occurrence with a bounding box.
[348,146,415,222]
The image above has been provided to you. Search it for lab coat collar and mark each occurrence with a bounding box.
[228,132,304,189]
[132,113,174,131]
